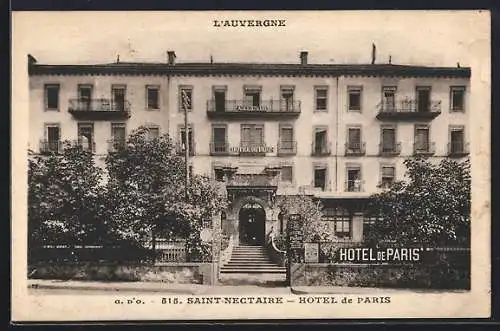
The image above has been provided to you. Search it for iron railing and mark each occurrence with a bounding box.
[413,142,436,156]
[377,99,442,114]
[207,99,301,113]
[277,140,297,155]
[39,140,62,154]
[344,142,366,156]
[379,142,402,156]
[448,142,469,156]
[210,142,229,155]
[68,98,131,112]
[345,180,364,192]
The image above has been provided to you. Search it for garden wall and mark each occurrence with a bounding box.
[290,263,470,289]
[29,262,214,284]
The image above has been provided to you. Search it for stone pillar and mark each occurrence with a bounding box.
[351,213,364,242]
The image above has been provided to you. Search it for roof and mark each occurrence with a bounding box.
[28,59,471,78]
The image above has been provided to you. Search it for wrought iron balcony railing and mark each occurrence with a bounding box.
[206,99,301,119]
[210,142,229,155]
[226,173,279,188]
[68,98,131,120]
[70,139,96,153]
[277,140,297,155]
[39,140,62,154]
[376,99,442,120]
[379,142,402,156]
[107,139,127,153]
[344,142,366,156]
[447,142,469,157]
[413,142,436,156]
[311,141,331,156]
[345,180,364,192]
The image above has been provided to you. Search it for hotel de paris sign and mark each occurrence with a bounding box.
[229,145,274,154]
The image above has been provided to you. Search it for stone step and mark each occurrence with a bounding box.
[228,257,272,261]
[221,266,285,270]
[225,263,278,267]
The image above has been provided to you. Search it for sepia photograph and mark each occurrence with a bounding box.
[11,10,491,321]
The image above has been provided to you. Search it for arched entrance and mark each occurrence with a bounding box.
[238,202,266,246]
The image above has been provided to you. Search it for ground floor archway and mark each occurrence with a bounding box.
[238,201,266,246]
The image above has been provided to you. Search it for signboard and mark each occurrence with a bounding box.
[229,146,274,154]
[287,214,304,262]
[235,105,270,112]
[304,243,319,263]
[200,228,213,243]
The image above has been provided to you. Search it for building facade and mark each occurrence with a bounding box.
[28,51,470,247]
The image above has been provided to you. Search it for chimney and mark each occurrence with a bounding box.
[167,51,176,65]
[300,51,308,65]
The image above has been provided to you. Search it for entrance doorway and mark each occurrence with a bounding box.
[239,202,266,246]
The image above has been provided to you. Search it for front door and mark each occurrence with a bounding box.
[239,203,266,246]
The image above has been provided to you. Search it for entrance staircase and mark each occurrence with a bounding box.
[220,245,286,274]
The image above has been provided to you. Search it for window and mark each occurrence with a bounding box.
[347,86,362,111]
[313,164,327,191]
[315,87,328,111]
[146,85,160,109]
[381,126,397,153]
[244,86,261,107]
[414,125,430,152]
[179,86,193,112]
[78,84,93,106]
[380,165,395,188]
[211,125,227,154]
[323,208,351,239]
[382,86,397,111]
[280,86,295,111]
[213,86,227,113]
[450,86,465,112]
[450,126,465,154]
[214,167,225,182]
[363,216,379,240]
[416,86,431,113]
[44,84,60,110]
[43,124,60,153]
[279,125,295,154]
[110,123,126,151]
[241,124,264,147]
[347,127,362,151]
[281,165,293,183]
[77,123,94,152]
[145,125,160,139]
[179,125,194,155]
[346,165,362,192]
[313,127,329,155]
[111,85,126,111]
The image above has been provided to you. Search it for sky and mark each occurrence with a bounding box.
[13,10,490,68]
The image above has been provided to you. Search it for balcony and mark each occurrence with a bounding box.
[447,142,469,157]
[311,142,331,156]
[345,180,364,192]
[39,140,62,154]
[379,142,402,156]
[71,139,96,153]
[413,142,436,156]
[277,141,297,156]
[176,142,196,156]
[344,142,366,156]
[206,99,301,119]
[376,99,442,121]
[68,99,131,120]
[107,139,126,153]
[210,142,229,156]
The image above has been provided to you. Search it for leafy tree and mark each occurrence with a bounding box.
[104,126,228,259]
[274,193,337,242]
[28,142,106,249]
[366,157,471,247]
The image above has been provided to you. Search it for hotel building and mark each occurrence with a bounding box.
[28,51,470,248]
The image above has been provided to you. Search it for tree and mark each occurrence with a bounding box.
[274,193,337,242]
[28,142,106,249]
[366,157,471,247]
[104,126,228,258]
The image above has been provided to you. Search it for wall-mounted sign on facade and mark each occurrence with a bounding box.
[229,146,274,153]
[235,105,270,112]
